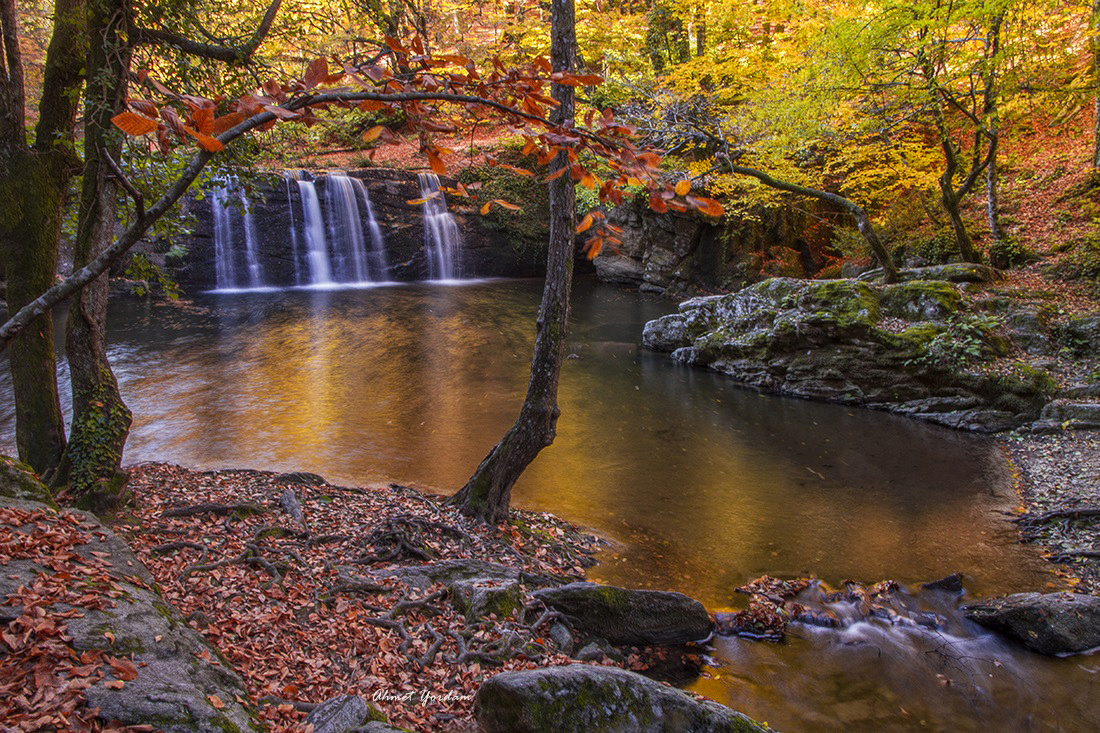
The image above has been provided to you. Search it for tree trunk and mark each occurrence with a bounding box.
[938,175,979,263]
[57,0,133,507]
[1094,0,1100,169]
[451,0,577,523]
[4,155,69,476]
[724,161,900,283]
[986,140,1006,243]
[1,0,84,477]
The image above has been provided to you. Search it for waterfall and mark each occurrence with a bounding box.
[284,171,303,285]
[296,179,333,285]
[210,181,264,289]
[418,173,462,280]
[211,186,236,290]
[206,172,404,289]
[240,192,263,289]
[355,176,390,281]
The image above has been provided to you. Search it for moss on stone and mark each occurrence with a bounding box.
[0,454,56,506]
[880,281,962,321]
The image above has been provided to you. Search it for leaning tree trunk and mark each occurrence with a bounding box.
[57,0,133,507]
[451,0,577,523]
[0,0,85,477]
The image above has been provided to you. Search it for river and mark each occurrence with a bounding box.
[2,276,1097,730]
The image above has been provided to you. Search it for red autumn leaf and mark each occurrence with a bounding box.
[129,99,159,118]
[303,58,328,90]
[208,694,226,709]
[212,113,245,136]
[184,127,226,152]
[112,111,158,136]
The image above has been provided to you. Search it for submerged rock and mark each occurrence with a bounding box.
[642,277,1049,432]
[475,663,772,733]
[531,582,713,646]
[963,592,1100,655]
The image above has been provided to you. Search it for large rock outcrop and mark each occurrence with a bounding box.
[642,277,1053,432]
[963,592,1100,655]
[593,197,834,295]
[475,663,772,733]
[0,463,262,732]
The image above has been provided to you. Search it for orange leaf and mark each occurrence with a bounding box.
[208,694,226,709]
[576,213,594,234]
[362,125,386,142]
[480,201,492,215]
[184,127,226,152]
[649,193,668,213]
[191,107,214,135]
[688,195,725,217]
[129,99,159,118]
[104,679,125,690]
[544,166,569,181]
[427,149,447,175]
[264,105,300,120]
[384,35,408,54]
[492,199,521,211]
[675,180,690,196]
[580,172,599,190]
[586,237,604,259]
[112,111,157,136]
[211,113,245,136]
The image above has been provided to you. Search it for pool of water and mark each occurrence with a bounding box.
[2,277,1096,730]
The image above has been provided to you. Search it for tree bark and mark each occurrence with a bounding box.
[1,0,84,476]
[56,0,133,505]
[451,0,577,523]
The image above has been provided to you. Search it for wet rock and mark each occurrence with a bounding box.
[0,497,261,732]
[593,252,646,284]
[643,277,1050,432]
[449,577,523,621]
[963,592,1100,655]
[861,263,1003,284]
[531,582,713,646]
[275,471,329,485]
[922,573,965,594]
[1062,314,1100,353]
[475,663,772,733]
[305,695,388,733]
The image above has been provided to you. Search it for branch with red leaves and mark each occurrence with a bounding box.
[0,46,726,353]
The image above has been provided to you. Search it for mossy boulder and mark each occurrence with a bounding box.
[449,577,523,621]
[0,454,55,505]
[642,277,1048,432]
[475,663,772,733]
[0,497,262,732]
[304,695,391,733]
[531,582,713,646]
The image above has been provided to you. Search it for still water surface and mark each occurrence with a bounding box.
[2,277,1097,730]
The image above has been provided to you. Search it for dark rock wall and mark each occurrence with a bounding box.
[593,197,836,296]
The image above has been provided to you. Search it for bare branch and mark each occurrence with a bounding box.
[101,147,145,222]
[133,0,282,64]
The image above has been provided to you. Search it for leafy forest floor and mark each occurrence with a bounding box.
[107,463,665,733]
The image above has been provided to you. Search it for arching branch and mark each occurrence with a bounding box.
[132,0,282,64]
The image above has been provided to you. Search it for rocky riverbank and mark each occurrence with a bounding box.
[0,460,771,733]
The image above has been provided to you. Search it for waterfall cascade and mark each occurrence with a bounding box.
[418,173,462,280]
[209,170,470,289]
[211,182,264,290]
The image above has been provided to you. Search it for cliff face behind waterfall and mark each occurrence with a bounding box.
[170,168,550,290]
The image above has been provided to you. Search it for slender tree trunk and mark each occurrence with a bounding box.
[986,139,1006,243]
[938,167,979,264]
[1093,0,1100,169]
[986,14,1006,243]
[57,0,133,506]
[452,0,577,523]
[1,0,84,477]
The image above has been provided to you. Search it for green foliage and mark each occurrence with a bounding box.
[907,312,1005,370]
[988,236,1037,269]
[457,147,550,253]
[893,227,961,266]
[1051,231,1100,280]
[123,253,182,299]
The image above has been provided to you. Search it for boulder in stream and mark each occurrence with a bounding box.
[475,663,772,733]
[531,582,713,645]
[963,592,1100,655]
